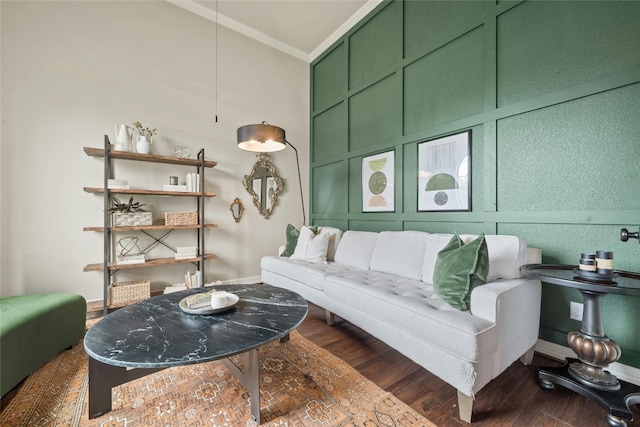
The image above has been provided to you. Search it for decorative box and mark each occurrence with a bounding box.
[165,212,198,226]
[112,212,152,227]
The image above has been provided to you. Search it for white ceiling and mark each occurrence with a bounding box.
[168,0,382,62]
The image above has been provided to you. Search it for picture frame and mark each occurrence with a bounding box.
[362,150,395,212]
[417,130,471,212]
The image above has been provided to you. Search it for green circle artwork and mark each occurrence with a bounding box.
[368,171,387,195]
[368,158,387,171]
[425,173,458,191]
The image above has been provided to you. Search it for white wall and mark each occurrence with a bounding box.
[0,1,309,301]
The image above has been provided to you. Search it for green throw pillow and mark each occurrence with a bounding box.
[281,224,318,257]
[433,233,489,311]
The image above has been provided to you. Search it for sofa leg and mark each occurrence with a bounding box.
[325,310,335,326]
[457,390,473,423]
[519,345,535,365]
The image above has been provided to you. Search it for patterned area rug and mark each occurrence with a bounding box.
[0,327,435,427]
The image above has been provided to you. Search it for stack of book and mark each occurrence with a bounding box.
[162,184,188,192]
[116,253,145,264]
[185,270,202,288]
[175,246,197,260]
[184,289,217,309]
[99,179,130,190]
[163,283,187,294]
[186,173,200,192]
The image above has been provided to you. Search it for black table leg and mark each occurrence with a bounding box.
[88,357,164,419]
[537,360,640,427]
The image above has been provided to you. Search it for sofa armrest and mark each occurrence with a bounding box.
[471,246,541,323]
[471,277,542,368]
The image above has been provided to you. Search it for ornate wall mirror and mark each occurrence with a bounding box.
[229,197,245,223]
[242,153,285,219]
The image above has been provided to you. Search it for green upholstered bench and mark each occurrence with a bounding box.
[0,293,86,397]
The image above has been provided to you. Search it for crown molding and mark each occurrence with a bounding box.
[166,0,309,62]
[167,0,382,64]
[309,0,383,62]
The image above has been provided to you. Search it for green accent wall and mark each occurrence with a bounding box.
[310,0,640,368]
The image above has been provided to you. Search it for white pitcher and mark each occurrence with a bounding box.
[114,124,132,151]
[136,135,151,154]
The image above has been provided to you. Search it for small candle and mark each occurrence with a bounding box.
[595,250,613,274]
[579,256,596,272]
[210,291,228,309]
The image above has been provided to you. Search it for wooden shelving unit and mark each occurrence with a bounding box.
[83,254,219,272]
[83,146,217,167]
[83,224,218,232]
[83,187,218,197]
[83,137,217,314]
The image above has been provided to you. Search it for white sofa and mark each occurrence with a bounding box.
[261,229,542,423]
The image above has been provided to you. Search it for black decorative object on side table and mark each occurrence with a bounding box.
[520,264,640,427]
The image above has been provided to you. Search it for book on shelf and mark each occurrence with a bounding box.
[99,179,130,190]
[116,254,146,264]
[177,246,197,254]
[163,184,188,192]
[163,283,187,294]
[186,173,200,193]
[184,270,202,289]
[175,246,197,259]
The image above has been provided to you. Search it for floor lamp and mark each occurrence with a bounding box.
[237,122,306,226]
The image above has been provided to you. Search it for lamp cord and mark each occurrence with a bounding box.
[214,0,219,122]
[286,140,306,226]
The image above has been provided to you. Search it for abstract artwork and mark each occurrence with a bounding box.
[418,130,471,211]
[362,150,394,212]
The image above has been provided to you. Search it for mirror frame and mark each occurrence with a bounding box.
[242,153,285,219]
[229,197,245,223]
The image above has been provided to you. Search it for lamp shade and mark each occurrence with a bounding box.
[237,123,286,152]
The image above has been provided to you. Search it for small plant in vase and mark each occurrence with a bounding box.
[108,197,152,227]
[132,121,157,154]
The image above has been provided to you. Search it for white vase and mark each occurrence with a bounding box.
[136,136,151,154]
[114,124,132,151]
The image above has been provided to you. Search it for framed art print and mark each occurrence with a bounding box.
[418,130,471,212]
[362,150,394,212]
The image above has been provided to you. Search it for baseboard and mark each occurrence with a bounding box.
[535,339,640,386]
[206,276,262,286]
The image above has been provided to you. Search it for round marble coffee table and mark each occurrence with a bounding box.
[84,283,308,423]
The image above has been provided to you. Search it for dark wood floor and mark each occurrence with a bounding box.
[3,301,639,426]
[298,303,640,427]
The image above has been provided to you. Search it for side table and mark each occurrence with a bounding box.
[521,264,640,427]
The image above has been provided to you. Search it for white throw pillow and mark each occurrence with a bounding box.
[290,226,330,264]
[317,226,343,261]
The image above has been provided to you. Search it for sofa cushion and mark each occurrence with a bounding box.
[422,233,529,284]
[261,256,359,291]
[281,224,318,257]
[290,226,329,264]
[433,233,489,311]
[334,231,379,270]
[325,272,497,362]
[369,231,429,280]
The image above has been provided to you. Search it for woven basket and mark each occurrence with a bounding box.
[108,279,150,308]
[112,212,152,227]
[165,212,198,226]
